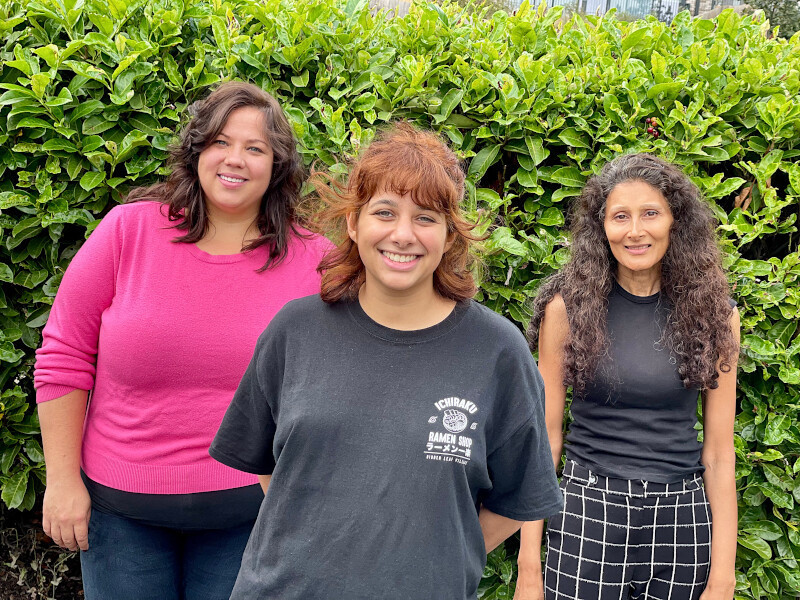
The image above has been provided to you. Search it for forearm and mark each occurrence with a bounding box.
[38,390,88,484]
[519,520,545,571]
[702,454,737,590]
[479,507,523,553]
[39,390,92,551]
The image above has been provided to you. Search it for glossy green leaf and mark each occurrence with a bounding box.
[550,167,585,188]
[468,144,501,181]
[79,171,106,191]
[1,469,28,509]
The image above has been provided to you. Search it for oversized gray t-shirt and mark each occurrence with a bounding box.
[210,296,562,600]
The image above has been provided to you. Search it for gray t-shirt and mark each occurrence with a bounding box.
[211,296,562,600]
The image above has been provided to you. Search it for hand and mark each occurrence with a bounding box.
[42,477,91,551]
[698,576,735,600]
[514,564,544,600]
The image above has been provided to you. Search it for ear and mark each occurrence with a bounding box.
[346,212,358,244]
[443,230,456,253]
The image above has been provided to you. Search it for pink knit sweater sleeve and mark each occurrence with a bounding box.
[34,206,123,403]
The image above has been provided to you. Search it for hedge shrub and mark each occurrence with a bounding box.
[0,0,799,597]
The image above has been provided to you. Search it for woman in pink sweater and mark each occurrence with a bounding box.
[34,82,330,599]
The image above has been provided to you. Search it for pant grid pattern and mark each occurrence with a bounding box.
[544,461,711,600]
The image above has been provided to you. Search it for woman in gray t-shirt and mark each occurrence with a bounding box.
[517,154,740,600]
[211,123,562,600]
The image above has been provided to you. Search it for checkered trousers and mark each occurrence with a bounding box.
[544,460,711,600]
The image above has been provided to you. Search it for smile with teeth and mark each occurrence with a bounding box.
[218,174,246,183]
[382,251,419,263]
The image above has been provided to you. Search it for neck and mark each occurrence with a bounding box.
[357,285,456,331]
[615,265,662,296]
[197,208,260,255]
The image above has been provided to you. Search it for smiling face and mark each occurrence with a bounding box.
[346,190,453,301]
[603,179,674,284]
[197,106,274,222]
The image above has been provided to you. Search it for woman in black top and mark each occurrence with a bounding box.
[515,154,740,600]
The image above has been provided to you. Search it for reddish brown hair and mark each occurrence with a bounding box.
[312,122,482,303]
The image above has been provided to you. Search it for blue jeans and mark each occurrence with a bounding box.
[80,507,254,600]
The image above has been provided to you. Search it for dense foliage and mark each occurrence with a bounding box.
[748,0,800,39]
[0,0,798,597]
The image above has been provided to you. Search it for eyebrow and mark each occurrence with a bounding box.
[606,203,665,210]
[369,198,398,207]
[217,132,269,145]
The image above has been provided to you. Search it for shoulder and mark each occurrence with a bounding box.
[543,293,568,321]
[285,226,334,261]
[288,225,334,252]
[269,294,328,329]
[541,293,570,337]
[254,295,335,353]
[280,293,326,314]
[464,301,530,354]
[100,201,170,231]
[83,202,166,247]
[728,303,740,329]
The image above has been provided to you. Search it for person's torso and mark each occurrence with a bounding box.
[565,281,703,483]
[233,299,528,600]
[84,201,327,494]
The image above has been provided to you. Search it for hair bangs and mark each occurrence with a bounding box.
[352,142,460,217]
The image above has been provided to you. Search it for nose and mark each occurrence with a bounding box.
[627,216,643,238]
[390,216,416,246]
[223,145,245,167]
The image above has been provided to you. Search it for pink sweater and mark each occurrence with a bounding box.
[34,201,329,494]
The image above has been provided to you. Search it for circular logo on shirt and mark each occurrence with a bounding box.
[442,409,468,433]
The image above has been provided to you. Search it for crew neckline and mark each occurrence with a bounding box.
[185,242,265,264]
[613,279,660,304]
[346,299,471,344]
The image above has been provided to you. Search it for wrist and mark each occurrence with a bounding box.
[704,573,735,591]
[517,556,543,574]
[45,468,84,487]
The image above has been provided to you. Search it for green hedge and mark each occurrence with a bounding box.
[0,0,799,597]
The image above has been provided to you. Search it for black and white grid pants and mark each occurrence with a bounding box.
[544,460,711,600]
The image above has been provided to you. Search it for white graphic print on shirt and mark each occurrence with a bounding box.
[425,397,479,465]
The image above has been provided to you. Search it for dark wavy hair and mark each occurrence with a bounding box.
[528,153,738,393]
[311,122,483,303]
[127,81,304,270]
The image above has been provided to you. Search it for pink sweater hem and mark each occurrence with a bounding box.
[82,450,259,494]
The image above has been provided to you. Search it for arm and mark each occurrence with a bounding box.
[34,210,123,551]
[38,390,91,551]
[516,295,569,600]
[480,507,523,553]
[699,308,740,600]
[258,474,271,494]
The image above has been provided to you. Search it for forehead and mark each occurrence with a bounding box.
[606,180,669,209]
[220,107,267,138]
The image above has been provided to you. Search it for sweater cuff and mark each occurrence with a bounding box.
[36,384,84,404]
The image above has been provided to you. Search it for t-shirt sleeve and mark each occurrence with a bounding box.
[480,342,563,521]
[33,206,123,403]
[482,416,563,521]
[209,326,284,475]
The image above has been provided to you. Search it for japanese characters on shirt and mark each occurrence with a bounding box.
[425,396,479,465]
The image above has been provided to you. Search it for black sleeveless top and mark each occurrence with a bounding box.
[564,281,708,483]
